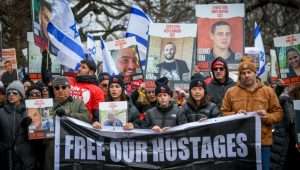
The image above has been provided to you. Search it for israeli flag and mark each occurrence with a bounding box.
[254,22,266,77]
[125,4,153,68]
[47,0,84,70]
[86,33,97,62]
[100,37,119,75]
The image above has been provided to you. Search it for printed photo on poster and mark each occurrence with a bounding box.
[146,23,196,82]
[25,98,54,140]
[32,0,53,50]
[244,47,260,72]
[0,49,19,87]
[99,101,127,127]
[195,4,244,72]
[274,34,300,84]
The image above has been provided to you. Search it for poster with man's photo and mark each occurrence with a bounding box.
[31,0,53,50]
[274,33,300,84]
[0,48,19,87]
[145,23,196,83]
[99,101,127,127]
[25,98,54,140]
[195,3,244,74]
[106,37,144,94]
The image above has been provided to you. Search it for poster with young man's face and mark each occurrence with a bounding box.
[0,48,18,84]
[195,4,244,74]
[274,33,300,84]
[32,0,53,50]
[146,23,196,83]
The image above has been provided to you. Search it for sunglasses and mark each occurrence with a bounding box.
[54,86,68,90]
[29,91,42,97]
[7,91,19,96]
[213,67,225,71]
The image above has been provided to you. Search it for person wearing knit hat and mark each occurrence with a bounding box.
[6,80,25,99]
[207,57,235,108]
[106,74,126,101]
[0,80,36,169]
[182,76,221,122]
[221,56,283,170]
[145,77,187,132]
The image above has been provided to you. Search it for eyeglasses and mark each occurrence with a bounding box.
[54,86,68,90]
[29,91,42,97]
[213,67,225,72]
[7,91,19,96]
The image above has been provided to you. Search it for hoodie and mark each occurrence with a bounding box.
[207,57,235,108]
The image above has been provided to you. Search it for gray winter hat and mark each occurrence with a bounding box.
[52,76,69,87]
[6,80,25,99]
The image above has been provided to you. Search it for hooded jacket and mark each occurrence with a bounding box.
[68,75,105,121]
[207,57,235,108]
[0,103,36,170]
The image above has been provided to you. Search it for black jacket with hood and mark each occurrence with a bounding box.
[207,57,236,108]
[0,103,36,170]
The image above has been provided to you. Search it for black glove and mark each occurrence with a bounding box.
[21,117,32,128]
[56,108,66,117]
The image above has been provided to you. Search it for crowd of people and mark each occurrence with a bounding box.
[0,55,299,170]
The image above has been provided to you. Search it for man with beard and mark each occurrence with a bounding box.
[156,42,189,81]
[68,57,105,122]
[221,56,283,170]
[207,57,236,108]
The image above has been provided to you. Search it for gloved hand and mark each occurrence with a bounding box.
[56,108,66,117]
[21,117,32,128]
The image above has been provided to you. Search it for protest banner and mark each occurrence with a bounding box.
[195,3,244,74]
[54,113,262,170]
[274,33,300,85]
[145,23,196,84]
[25,98,54,140]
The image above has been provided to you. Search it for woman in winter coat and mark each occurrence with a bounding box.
[183,76,222,122]
[92,75,139,129]
[0,81,36,170]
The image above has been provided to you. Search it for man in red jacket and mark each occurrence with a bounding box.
[68,58,105,122]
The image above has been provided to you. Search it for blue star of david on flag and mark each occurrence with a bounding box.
[70,23,80,39]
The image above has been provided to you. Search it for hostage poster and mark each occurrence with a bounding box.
[54,114,262,170]
[145,23,197,83]
[273,33,300,84]
[195,3,244,74]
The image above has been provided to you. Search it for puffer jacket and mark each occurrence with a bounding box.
[183,98,221,122]
[145,102,187,128]
[221,81,283,145]
[0,103,36,170]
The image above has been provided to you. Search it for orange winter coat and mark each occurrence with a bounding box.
[221,81,283,145]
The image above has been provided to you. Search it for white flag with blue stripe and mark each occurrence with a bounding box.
[100,37,119,75]
[126,4,152,68]
[254,22,265,77]
[87,33,97,62]
[47,0,84,70]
